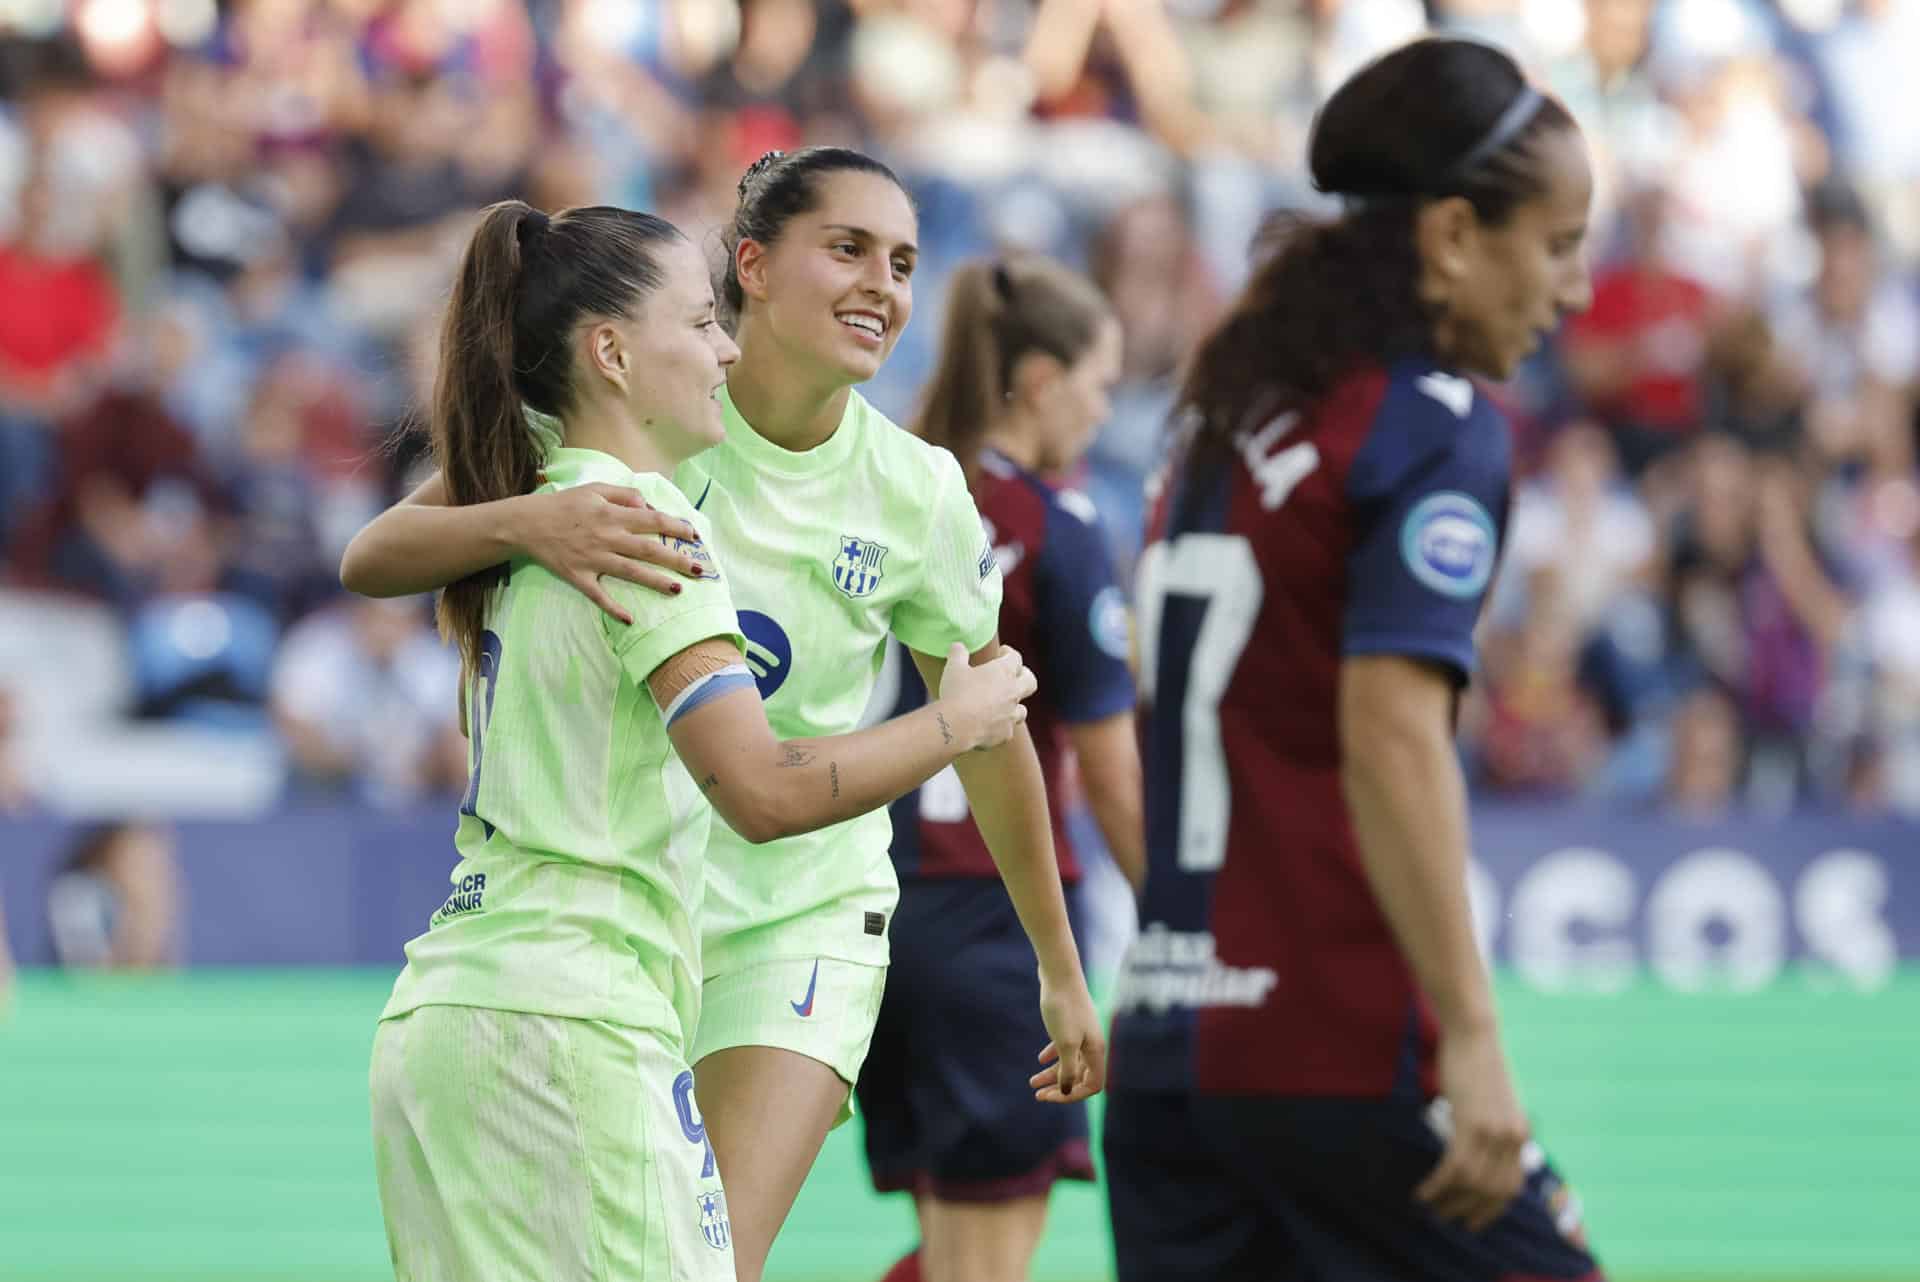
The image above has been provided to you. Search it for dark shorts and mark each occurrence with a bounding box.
[1104,1089,1603,1282]
[855,877,1094,1202]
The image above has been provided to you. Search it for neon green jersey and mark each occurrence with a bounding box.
[675,387,1002,975]
[381,450,744,1046]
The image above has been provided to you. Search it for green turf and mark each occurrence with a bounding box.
[1,969,1916,1281]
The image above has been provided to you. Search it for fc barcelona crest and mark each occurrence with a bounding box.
[833,535,889,599]
[698,1190,731,1251]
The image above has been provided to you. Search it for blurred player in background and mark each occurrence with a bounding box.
[365,200,1036,1281]
[858,254,1144,1282]
[345,149,1104,1282]
[1082,38,1607,1282]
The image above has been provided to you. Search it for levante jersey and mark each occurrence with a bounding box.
[675,387,1003,976]
[1110,359,1511,1097]
[881,449,1136,883]
[381,452,744,1048]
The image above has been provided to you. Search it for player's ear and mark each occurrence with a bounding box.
[586,321,632,394]
[735,238,772,307]
[1009,350,1064,409]
[1414,195,1476,301]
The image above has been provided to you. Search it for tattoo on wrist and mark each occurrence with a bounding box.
[777,744,816,768]
[700,772,718,793]
[829,761,840,799]
[936,712,954,747]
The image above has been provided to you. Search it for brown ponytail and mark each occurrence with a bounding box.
[912,254,1110,489]
[429,200,683,675]
[433,202,542,675]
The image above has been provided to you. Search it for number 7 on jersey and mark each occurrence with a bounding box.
[1135,533,1264,874]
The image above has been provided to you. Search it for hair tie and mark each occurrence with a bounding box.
[518,207,551,249]
[990,260,1013,302]
[1442,85,1543,183]
[738,150,787,196]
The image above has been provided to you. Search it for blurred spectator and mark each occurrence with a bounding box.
[0,122,122,543]
[1548,0,1674,236]
[1499,422,1657,633]
[1812,0,1920,257]
[46,821,184,969]
[1657,52,1810,297]
[269,596,464,808]
[1771,183,1918,485]
[1663,685,1743,817]
[1663,439,1854,807]
[1475,568,1611,796]
[5,381,225,611]
[1561,185,1718,475]
[219,353,350,622]
[0,686,27,812]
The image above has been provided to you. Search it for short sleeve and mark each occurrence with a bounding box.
[1342,370,1511,682]
[890,448,1004,656]
[1036,489,1136,724]
[600,476,745,687]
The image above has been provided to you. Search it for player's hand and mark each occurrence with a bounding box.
[936,643,1036,751]
[1417,1023,1529,1232]
[520,479,708,623]
[1027,971,1107,1103]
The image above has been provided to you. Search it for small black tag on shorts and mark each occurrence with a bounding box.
[864,912,886,937]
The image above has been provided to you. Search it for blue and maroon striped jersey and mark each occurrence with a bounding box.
[883,449,1137,883]
[1110,358,1511,1097]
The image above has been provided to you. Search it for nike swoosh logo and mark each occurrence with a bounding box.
[790,960,819,1017]
[694,479,712,511]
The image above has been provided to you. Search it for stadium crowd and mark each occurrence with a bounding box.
[3,0,1920,823]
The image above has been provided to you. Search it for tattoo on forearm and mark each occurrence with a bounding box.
[936,712,954,747]
[700,772,718,793]
[830,762,840,799]
[777,744,816,768]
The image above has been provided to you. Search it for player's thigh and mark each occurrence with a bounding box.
[1103,1089,1280,1282]
[369,1006,735,1282]
[1194,1094,1603,1282]
[693,1044,848,1282]
[891,879,1093,1197]
[916,1191,1050,1282]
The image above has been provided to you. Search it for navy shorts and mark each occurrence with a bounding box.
[1104,1090,1602,1282]
[855,877,1094,1202]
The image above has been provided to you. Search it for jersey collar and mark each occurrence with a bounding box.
[717,384,862,478]
[540,446,638,490]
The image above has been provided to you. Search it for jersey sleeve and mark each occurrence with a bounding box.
[1341,371,1511,682]
[600,475,746,687]
[1036,488,1137,724]
[889,447,1004,656]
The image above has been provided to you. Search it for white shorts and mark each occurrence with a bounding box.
[370,1005,735,1282]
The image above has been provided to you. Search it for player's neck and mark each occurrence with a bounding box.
[726,345,851,454]
[562,404,677,478]
[982,418,1039,472]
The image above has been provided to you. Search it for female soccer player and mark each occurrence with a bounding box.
[344,152,1105,1282]
[366,200,1039,1281]
[1086,38,1606,1282]
[859,254,1143,1282]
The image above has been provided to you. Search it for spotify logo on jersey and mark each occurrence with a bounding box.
[738,611,793,700]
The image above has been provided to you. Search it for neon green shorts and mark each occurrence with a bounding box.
[370,1005,735,1282]
[688,957,887,1127]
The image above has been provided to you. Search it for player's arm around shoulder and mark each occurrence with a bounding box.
[658,641,1036,847]
[338,468,708,611]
